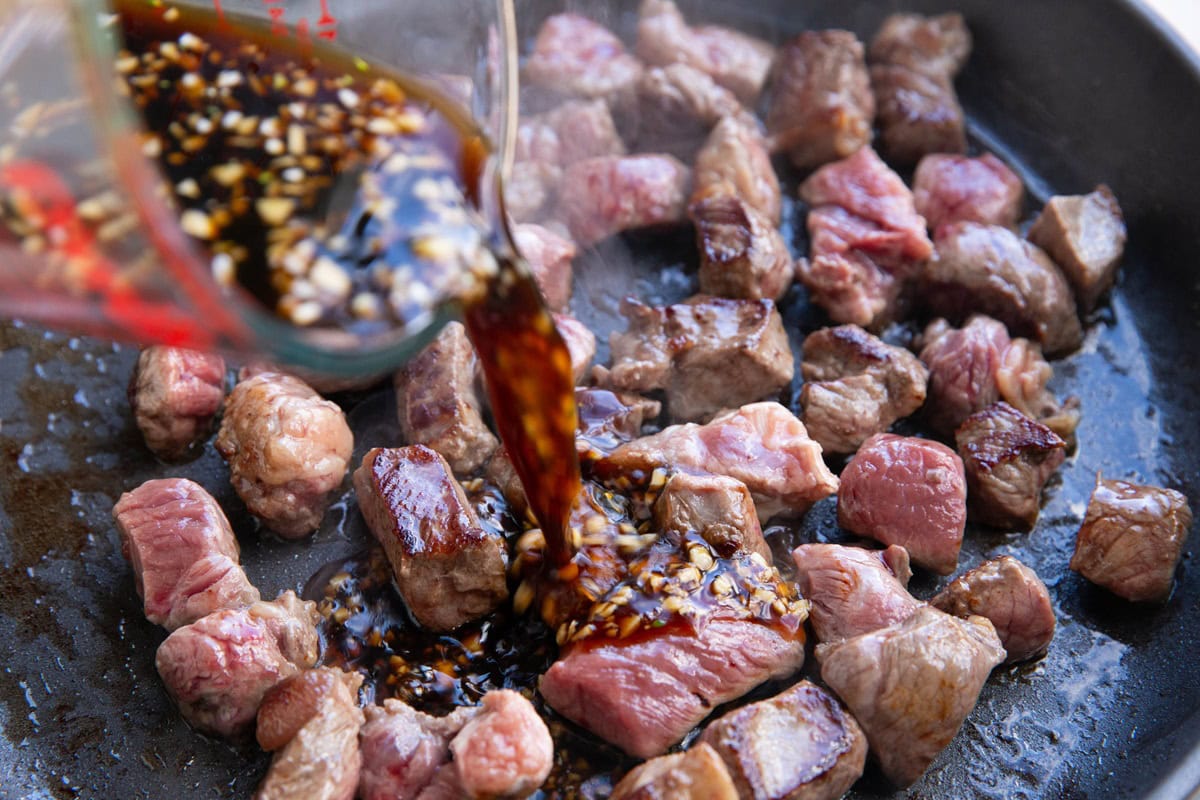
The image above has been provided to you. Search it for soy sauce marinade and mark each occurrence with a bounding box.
[112,2,581,563]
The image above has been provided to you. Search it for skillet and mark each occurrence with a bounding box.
[1,0,1199,797]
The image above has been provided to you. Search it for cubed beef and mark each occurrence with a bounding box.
[560,155,691,247]
[610,743,739,800]
[817,606,1004,787]
[553,313,597,384]
[605,296,793,422]
[215,372,353,539]
[1027,185,1127,312]
[795,246,901,330]
[395,321,498,477]
[635,0,776,105]
[128,346,226,460]
[254,668,364,800]
[1069,477,1193,603]
[838,433,967,575]
[691,190,794,302]
[544,99,628,166]
[955,402,1066,530]
[868,13,971,164]
[358,700,477,800]
[155,591,320,738]
[539,614,805,758]
[766,30,874,170]
[699,680,868,800]
[576,387,663,458]
[653,472,770,561]
[792,543,920,644]
[113,478,259,631]
[693,115,782,225]
[513,224,576,312]
[600,402,840,521]
[524,14,643,108]
[921,222,1083,356]
[933,555,1055,663]
[799,325,928,454]
[354,446,508,631]
[912,153,1024,233]
[634,63,742,160]
[919,315,1080,439]
[445,690,553,799]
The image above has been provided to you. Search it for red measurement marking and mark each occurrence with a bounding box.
[316,0,338,40]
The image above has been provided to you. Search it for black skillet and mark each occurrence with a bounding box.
[1,0,1199,797]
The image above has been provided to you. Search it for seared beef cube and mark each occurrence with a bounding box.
[634,63,741,160]
[691,190,794,302]
[1027,185,1127,312]
[955,402,1066,530]
[539,614,805,758]
[544,99,628,166]
[576,387,663,458]
[792,543,920,644]
[553,313,597,384]
[524,14,643,108]
[699,680,868,800]
[358,700,476,800]
[635,0,776,105]
[354,446,508,631]
[933,555,1055,663]
[215,372,353,538]
[113,478,259,630]
[600,402,840,521]
[155,591,320,738]
[484,447,527,517]
[254,668,364,800]
[1069,477,1193,602]
[766,31,874,170]
[913,153,1025,232]
[508,144,561,223]
[513,224,576,312]
[605,296,793,423]
[395,321,498,477]
[560,155,691,247]
[921,222,1084,357]
[799,325,928,454]
[795,246,902,330]
[442,690,553,799]
[653,472,770,561]
[868,13,972,164]
[817,606,1004,787]
[128,346,226,461]
[838,433,967,575]
[611,743,739,800]
[693,115,782,226]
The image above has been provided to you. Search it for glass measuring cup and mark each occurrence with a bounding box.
[0,0,519,376]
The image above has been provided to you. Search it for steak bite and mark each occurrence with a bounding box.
[215,372,353,539]
[600,402,840,521]
[699,680,868,800]
[955,402,1066,530]
[544,99,628,167]
[444,690,554,799]
[920,222,1084,357]
[691,191,794,302]
[155,591,320,739]
[128,346,226,460]
[692,115,782,225]
[610,743,739,800]
[357,699,477,800]
[560,154,691,248]
[634,63,742,160]
[513,224,576,312]
[766,30,875,170]
[868,13,972,164]
[933,555,1055,663]
[603,296,794,423]
[792,543,920,644]
[799,325,929,455]
[817,606,1004,787]
[838,433,967,575]
[912,153,1025,233]
[354,446,508,631]
[1027,185,1127,312]
[524,13,644,108]
[576,387,663,458]
[1069,477,1193,603]
[553,313,598,384]
[254,668,364,800]
[635,0,776,105]
[113,478,259,631]
[653,472,770,561]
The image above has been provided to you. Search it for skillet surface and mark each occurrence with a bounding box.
[1,0,1199,797]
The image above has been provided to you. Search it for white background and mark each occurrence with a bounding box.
[1144,0,1200,54]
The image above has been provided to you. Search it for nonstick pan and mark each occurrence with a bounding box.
[1,0,1199,798]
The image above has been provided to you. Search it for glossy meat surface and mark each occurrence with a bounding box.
[933,555,1055,662]
[792,543,920,643]
[912,153,1024,233]
[127,346,226,460]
